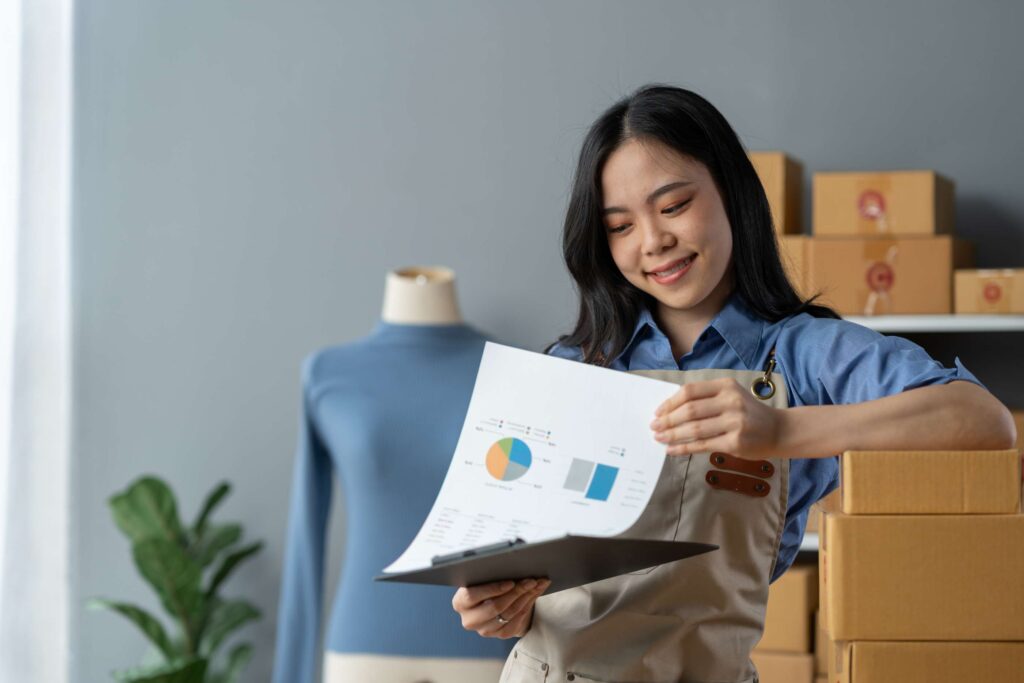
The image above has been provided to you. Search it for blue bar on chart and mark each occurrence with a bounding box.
[585,464,619,502]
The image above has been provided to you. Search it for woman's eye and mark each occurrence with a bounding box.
[608,224,631,234]
[662,200,691,214]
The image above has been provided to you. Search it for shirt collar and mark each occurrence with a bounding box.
[615,291,765,369]
[612,305,657,365]
[707,291,765,369]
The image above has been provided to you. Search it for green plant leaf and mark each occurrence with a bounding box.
[205,542,262,600]
[191,482,230,538]
[209,643,253,683]
[112,658,207,683]
[86,598,177,661]
[132,538,205,654]
[109,477,185,545]
[200,600,260,658]
[192,524,242,567]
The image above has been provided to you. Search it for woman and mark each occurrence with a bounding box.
[451,84,1016,683]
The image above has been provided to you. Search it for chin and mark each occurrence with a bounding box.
[648,289,705,311]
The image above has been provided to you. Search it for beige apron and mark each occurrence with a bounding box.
[500,362,789,683]
[322,652,505,683]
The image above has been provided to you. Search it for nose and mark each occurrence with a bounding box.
[639,216,676,256]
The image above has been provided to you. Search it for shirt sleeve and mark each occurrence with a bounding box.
[272,355,334,683]
[812,319,985,405]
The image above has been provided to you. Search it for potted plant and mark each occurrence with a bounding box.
[89,476,264,682]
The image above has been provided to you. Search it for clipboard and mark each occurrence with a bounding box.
[375,535,718,594]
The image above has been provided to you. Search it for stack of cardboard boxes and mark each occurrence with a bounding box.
[752,151,1024,316]
[751,487,839,683]
[749,153,1024,680]
[809,171,974,315]
[750,152,979,315]
[751,562,823,683]
[820,449,1024,682]
[748,152,808,299]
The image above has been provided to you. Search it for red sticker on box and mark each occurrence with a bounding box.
[983,282,1003,303]
[858,190,886,219]
[866,261,895,292]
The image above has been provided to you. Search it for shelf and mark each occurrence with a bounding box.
[844,315,1024,333]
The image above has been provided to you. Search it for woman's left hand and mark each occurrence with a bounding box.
[649,377,784,459]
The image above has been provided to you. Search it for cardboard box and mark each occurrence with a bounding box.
[806,236,973,315]
[805,507,819,534]
[833,641,1024,683]
[822,513,1024,640]
[814,611,827,674]
[818,511,828,634]
[813,170,954,237]
[779,235,809,298]
[758,564,818,652]
[955,268,1024,314]
[806,488,839,535]
[751,651,814,683]
[841,450,1021,515]
[751,151,804,235]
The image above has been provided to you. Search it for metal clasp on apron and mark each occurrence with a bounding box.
[749,349,776,400]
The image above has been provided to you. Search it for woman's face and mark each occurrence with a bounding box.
[601,138,734,318]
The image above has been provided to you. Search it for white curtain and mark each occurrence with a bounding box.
[0,0,73,680]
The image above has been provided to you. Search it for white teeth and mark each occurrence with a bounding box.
[653,255,694,277]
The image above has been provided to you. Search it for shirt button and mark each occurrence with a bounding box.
[567,675,576,681]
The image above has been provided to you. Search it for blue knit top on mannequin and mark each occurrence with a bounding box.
[272,321,513,683]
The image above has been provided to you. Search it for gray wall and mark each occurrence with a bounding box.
[72,1,1024,680]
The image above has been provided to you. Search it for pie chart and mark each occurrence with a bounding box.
[486,437,532,481]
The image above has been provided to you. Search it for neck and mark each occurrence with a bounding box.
[381,266,464,324]
[654,278,734,359]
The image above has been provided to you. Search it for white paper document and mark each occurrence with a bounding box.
[384,342,681,574]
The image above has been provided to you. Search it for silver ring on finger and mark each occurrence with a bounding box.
[495,613,509,625]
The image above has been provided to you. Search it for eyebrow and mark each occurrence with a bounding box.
[602,181,694,216]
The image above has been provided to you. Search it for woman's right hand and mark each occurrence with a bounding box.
[451,577,552,639]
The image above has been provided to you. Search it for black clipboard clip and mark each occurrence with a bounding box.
[431,537,526,566]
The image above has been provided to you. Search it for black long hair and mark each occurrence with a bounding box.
[549,84,839,365]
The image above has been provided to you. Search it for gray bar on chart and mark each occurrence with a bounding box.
[563,458,595,492]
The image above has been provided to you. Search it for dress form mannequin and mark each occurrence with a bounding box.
[380,266,463,324]
[273,266,510,683]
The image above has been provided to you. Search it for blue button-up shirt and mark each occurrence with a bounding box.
[548,292,983,581]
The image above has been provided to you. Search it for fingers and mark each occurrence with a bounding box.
[476,580,551,637]
[485,602,533,639]
[656,414,733,450]
[452,580,515,611]
[667,435,728,457]
[455,578,548,634]
[456,581,552,638]
[655,379,729,417]
[650,396,721,434]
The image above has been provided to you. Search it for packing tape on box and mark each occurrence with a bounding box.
[862,241,899,316]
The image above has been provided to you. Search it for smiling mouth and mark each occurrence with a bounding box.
[648,254,696,278]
